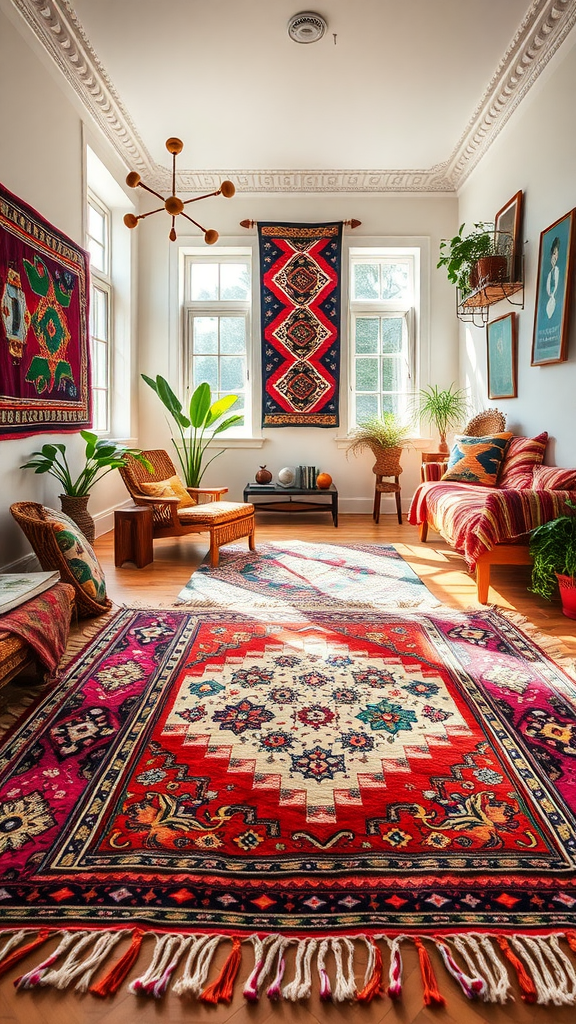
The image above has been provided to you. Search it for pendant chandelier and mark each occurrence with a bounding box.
[123,137,235,243]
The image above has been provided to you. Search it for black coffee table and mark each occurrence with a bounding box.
[243,483,338,526]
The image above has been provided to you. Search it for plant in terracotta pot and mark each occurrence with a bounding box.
[437,222,506,296]
[417,383,469,454]
[529,500,576,618]
[20,432,151,543]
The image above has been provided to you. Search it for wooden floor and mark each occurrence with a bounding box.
[2,513,575,1024]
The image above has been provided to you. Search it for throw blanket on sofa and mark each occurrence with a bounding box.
[408,481,576,570]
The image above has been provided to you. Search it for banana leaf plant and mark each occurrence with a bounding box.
[20,431,152,495]
[142,374,243,487]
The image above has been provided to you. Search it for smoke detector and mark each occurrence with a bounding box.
[288,11,327,43]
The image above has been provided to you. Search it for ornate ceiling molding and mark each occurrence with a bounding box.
[445,0,576,188]
[7,0,576,194]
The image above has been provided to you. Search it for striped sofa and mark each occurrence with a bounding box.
[408,481,576,603]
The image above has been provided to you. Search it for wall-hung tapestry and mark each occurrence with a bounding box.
[259,222,342,427]
[0,183,91,439]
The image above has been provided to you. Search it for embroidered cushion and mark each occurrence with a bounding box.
[532,465,576,491]
[498,432,549,489]
[44,508,108,605]
[441,432,513,487]
[139,474,196,508]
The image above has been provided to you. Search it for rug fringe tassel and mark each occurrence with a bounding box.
[7,928,576,1006]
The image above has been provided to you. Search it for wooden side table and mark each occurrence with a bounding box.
[114,505,154,568]
[421,452,449,482]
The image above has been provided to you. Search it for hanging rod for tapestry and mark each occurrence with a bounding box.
[239,219,361,229]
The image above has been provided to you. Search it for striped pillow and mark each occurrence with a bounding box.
[498,432,549,489]
[532,465,576,491]
[441,433,513,487]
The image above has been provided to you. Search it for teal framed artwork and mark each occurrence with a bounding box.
[531,209,575,366]
[487,312,517,399]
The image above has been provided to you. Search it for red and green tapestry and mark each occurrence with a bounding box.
[259,222,341,427]
[0,183,91,439]
[2,605,576,1004]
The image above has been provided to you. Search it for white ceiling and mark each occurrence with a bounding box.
[9,0,576,191]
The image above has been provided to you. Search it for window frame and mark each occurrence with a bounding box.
[182,250,253,438]
[86,190,112,434]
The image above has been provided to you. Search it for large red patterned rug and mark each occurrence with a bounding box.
[1,606,576,1006]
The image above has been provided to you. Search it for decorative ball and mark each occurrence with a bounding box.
[316,472,332,489]
[165,195,184,216]
[220,180,236,198]
[278,466,295,486]
[123,213,139,229]
[255,465,273,484]
[165,137,184,155]
[204,229,219,245]
[125,171,141,188]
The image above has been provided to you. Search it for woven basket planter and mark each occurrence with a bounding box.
[370,445,403,478]
[59,494,95,544]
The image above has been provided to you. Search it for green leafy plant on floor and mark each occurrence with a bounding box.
[142,374,243,487]
[20,432,151,495]
[437,222,494,295]
[529,500,576,600]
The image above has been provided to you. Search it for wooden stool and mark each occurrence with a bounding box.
[373,476,402,525]
[114,505,154,568]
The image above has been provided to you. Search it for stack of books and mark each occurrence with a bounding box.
[295,466,318,489]
[0,572,60,614]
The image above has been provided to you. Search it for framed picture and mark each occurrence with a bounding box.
[487,313,517,399]
[531,209,576,366]
[494,190,523,280]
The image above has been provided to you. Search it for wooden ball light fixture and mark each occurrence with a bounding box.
[123,137,235,243]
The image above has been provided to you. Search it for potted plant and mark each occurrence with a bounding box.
[417,383,469,454]
[142,374,243,487]
[20,432,152,543]
[347,413,413,524]
[529,500,576,618]
[437,222,507,296]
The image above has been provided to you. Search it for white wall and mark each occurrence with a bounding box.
[137,193,460,512]
[0,6,135,569]
[458,33,576,469]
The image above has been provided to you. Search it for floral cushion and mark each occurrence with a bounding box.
[498,432,549,489]
[44,508,108,604]
[139,474,196,508]
[532,465,576,491]
[441,432,513,487]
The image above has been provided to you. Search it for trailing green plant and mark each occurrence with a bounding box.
[529,500,576,601]
[346,412,413,458]
[20,432,152,495]
[142,374,243,487]
[417,383,469,447]
[437,222,495,295]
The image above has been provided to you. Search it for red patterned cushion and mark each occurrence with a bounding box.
[441,433,513,487]
[498,432,549,489]
[532,465,576,491]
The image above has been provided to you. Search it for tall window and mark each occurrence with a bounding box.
[183,252,251,433]
[86,192,111,432]
[349,251,416,427]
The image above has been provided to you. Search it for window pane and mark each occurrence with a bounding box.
[354,317,379,354]
[221,393,244,416]
[93,287,108,340]
[193,317,218,354]
[88,204,105,244]
[221,263,250,301]
[194,356,219,392]
[381,318,403,353]
[89,238,105,273]
[220,317,245,354]
[353,263,379,300]
[381,262,409,301]
[382,357,400,392]
[382,393,399,415]
[220,356,244,392]
[93,339,108,387]
[355,357,379,392]
[92,389,107,432]
[356,394,378,422]
[191,263,218,300]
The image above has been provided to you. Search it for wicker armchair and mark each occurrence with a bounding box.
[10,502,112,618]
[464,409,507,436]
[119,450,256,567]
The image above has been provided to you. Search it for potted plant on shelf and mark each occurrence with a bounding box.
[529,500,576,618]
[437,222,507,296]
[142,374,243,487]
[417,383,469,454]
[20,432,152,543]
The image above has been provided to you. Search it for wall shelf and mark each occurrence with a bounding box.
[456,254,524,325]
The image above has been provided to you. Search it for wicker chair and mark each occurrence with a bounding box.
[119,450,256,567]
[463,409,507,436]
[10,502,112,618]
[370,445,403,525]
